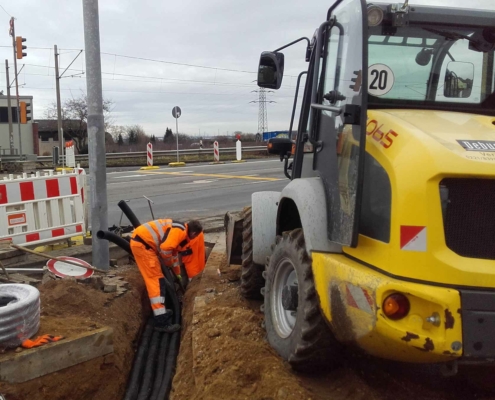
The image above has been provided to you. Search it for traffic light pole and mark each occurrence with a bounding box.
[82,0,109,270]
[54,45,64,159]
[4,60,14,155]
[10,17,22,157]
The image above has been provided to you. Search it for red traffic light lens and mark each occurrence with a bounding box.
[382,293,410,320]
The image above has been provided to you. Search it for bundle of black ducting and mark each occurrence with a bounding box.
[123,267,181,400]
[99,201,182,400]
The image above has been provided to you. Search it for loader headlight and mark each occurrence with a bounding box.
[383,293,410,320]
[367,4,384,27]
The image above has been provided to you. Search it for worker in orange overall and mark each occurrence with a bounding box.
[130,219,204,333]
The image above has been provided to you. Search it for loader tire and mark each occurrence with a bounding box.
[263,228,341,371]
[0,284,40,348]
[240,206,265,299]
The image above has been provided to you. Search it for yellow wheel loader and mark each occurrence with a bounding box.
[230,0,495,373]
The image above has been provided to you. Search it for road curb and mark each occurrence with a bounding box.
[169,162,186,167]
[139,166,160,170]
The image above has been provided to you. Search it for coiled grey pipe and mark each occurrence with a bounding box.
[96,230,131,255]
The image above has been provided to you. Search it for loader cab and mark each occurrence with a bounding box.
[258,0,495,249]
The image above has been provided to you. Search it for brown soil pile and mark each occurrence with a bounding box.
[172,261,320,400]
[171,257,495,400]
[0,266,148,400]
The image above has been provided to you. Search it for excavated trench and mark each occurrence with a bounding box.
[0,201,213,400]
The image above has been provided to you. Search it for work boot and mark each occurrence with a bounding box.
[154,309,181,333]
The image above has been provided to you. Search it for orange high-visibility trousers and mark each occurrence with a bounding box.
[130,239,167,316]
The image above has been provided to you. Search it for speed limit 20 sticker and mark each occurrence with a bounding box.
[368,64,394,96]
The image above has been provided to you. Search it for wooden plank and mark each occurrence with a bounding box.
[0,327,113,383]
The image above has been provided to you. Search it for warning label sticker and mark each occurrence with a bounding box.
[8,212,27,226]
[457,140,495,152]
[400,226,427,252]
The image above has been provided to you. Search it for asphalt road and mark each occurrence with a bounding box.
[102,159,288,226]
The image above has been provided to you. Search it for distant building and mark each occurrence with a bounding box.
[0,95,36,156]
[36,119,82,156]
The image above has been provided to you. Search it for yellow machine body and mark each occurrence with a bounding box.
[312,109,495,362]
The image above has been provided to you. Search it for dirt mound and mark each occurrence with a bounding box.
[172,263,320,400]
[172,258,495,400]
[0,266,148,400]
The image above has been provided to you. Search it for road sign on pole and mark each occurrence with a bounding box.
[172,106,181,163]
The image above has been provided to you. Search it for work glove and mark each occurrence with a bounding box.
[22,334,64,349]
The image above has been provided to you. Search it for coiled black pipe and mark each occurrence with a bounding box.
[137,330,161,400]
[118,200,141,228]
[96,230,132,255]
[124,318,154,400]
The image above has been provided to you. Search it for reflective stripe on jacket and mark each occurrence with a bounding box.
[132,219,189,267]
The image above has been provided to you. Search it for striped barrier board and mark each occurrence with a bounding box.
[147,142,153,167]
[0,170,85,247]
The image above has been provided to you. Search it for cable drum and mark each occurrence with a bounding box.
[0,284,40,348]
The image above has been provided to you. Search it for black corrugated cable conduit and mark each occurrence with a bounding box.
[153,331,180,400]
[124,319,154,400]
[118,200,142,228]
[137,329,161,400]
[107,201,182,400]
[149,333,170,399]
[96,230,132,255]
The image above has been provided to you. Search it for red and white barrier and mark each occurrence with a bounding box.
[147,142,153,167]
[65,141,76,168]
[74,165,88,231]
[0,170,85,247]
[213,141,219,162]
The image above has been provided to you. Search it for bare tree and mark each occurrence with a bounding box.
[46,94,112,154]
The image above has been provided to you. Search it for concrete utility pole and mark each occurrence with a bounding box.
[54,45,64,156]
[82,0,109,269]
[5,60,14,154]
[10,17,22,156]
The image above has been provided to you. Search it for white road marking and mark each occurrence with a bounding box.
[183,180,217,184]
[112,175,143,179]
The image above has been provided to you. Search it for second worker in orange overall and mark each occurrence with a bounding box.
[130,219,203,332]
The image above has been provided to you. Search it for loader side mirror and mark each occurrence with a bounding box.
[444,61,474,98]
[258,51,285,90]
[267,137,293,157]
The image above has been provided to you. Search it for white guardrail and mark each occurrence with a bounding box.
[35,146,267,163]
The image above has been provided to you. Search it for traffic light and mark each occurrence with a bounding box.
[19,101,32,124]
[15,36,27,59]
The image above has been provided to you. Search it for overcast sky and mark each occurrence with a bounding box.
[1,0,493,138]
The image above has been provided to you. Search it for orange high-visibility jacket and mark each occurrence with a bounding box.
[132,219,188,270]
